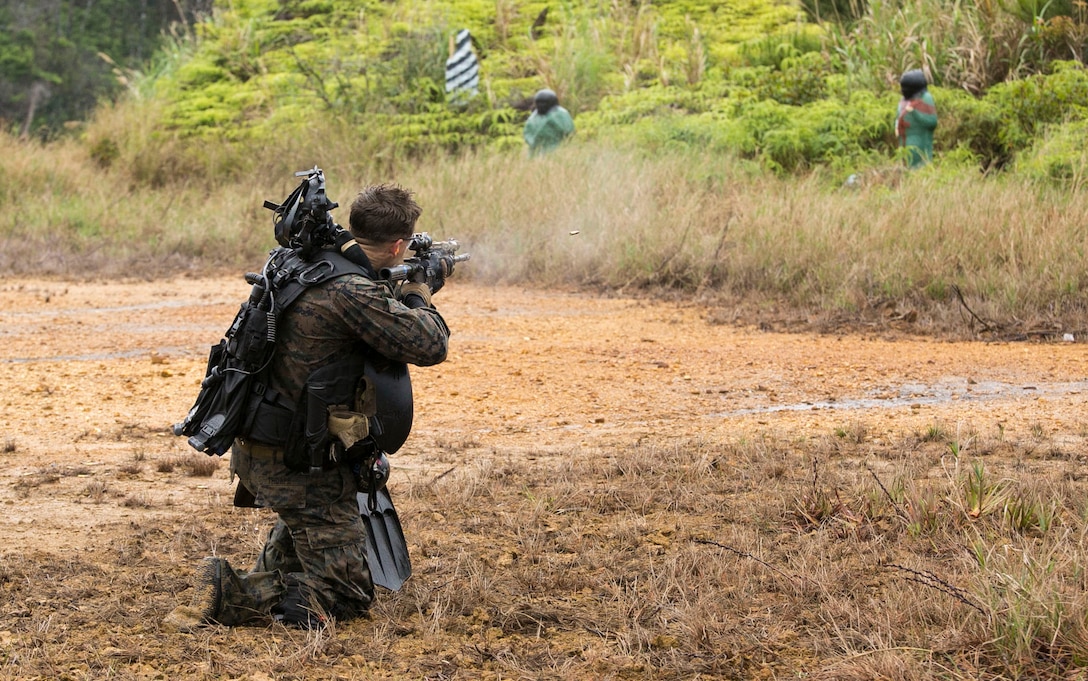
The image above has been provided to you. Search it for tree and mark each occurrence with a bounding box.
[0,0,212,137]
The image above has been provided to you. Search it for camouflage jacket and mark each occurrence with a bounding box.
[266,273,449,405]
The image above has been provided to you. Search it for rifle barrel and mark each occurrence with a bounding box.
[379,253,470,281]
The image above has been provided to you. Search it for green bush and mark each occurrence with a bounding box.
[738,26,826,69]
[174,60,231,89]
[759,52,833,106]
[67,0,1088,187]
[1007,0,1080,23]
[929,66,1088,173]
[934,88,1009,170]
[1016,118,1088,186]
[798,0,869,23]
[607,111,736,155]
[986,61,1088,151]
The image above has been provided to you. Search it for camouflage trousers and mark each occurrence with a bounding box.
[214,440,375,626]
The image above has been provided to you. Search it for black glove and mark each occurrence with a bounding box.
[424,252,454,295]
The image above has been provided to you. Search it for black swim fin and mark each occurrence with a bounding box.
[357,487,412,591]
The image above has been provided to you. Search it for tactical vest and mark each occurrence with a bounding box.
[174,246,414,469]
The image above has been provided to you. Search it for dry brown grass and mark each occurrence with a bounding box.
[4,127,1088,338]
[2,420,1085,679]
[154,454,220,477]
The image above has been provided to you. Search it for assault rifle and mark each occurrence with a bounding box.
[380,233,471,290]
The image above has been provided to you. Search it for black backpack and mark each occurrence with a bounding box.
[173,247,372,456]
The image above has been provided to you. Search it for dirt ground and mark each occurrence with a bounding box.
[1,276,1086,679]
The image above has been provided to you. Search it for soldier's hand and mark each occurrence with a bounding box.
[399,281,432,308]
[426,253,454,295]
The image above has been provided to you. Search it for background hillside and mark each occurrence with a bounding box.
[3,0,1088,336]
[8,0,1088,178]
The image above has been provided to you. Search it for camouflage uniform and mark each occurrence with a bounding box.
[214,270,449,626]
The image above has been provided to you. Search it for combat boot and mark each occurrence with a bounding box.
[162,556,225,632]
[271,576,328,629]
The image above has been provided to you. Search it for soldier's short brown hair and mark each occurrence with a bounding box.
[348,184,421,243]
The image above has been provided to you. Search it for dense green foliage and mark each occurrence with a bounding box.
[0,0,212,136]
[5,0,1088,177]
[137,0,805,147]
[67,0,1088,183]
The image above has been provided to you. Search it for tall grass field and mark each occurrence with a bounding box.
[2,126,1085,337]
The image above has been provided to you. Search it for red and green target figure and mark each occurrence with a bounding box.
[896,69,937,168]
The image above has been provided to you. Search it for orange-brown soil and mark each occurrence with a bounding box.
[1,277,1085,679]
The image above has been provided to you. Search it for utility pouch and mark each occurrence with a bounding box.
[242,385,295,446]
[283,355,367,472]
[226,303,273,367]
